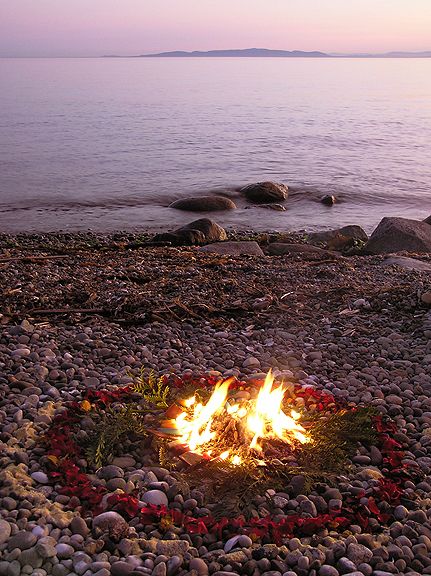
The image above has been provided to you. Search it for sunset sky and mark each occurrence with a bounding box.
[1,0,431,57]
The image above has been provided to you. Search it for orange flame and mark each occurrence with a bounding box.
[246,371,309,450]
[174,371,309,464]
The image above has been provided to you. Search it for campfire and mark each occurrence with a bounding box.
[161,371,311,467]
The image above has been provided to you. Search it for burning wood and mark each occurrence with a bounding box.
[164,371,310,466]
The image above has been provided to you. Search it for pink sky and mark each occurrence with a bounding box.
[1,0,430,57]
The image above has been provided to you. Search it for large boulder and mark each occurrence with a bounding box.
[169,196,236,211]
[152,218,226,246]
[307,225,368,251]
[364,217,431,254]
[240,182,288,203]
[423,215,431,225]
[199,241,264,256]
[180,218,227,242]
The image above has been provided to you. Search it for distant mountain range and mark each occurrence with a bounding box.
[141,48,328,58]
[131,48,431,58]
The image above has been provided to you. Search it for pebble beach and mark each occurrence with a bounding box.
[1,226,431,576]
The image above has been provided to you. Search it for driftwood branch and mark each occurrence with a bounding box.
[29,307,105,316]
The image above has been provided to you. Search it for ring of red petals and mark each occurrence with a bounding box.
[43,374,414,542]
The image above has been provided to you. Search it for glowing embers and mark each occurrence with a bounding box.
[173,371,310,466]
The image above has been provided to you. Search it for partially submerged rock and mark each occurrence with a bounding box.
[240,181,288,203]
[321,194,337,206]
[169,196,236,211]
[152,218,226,246]
[364,217,431,254]
[307,225,368,251]
[199,241,264,256]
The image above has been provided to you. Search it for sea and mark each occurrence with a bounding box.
[0,57,430,234]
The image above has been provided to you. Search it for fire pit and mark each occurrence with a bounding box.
[158,371,310,468]
[41,368,412,544]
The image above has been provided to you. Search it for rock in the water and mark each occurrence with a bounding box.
[199,241,264,256]
[142,489,169,507]
[169,196,236,211]
[307,225,368,250]
[321,194,337,206]
[382,255,431,271]
[93,511,129,540]
[152,218,226,246]
[257,203,286,211]
[364,216,431,254]
[241,181,288,203]
[266,243,337,258]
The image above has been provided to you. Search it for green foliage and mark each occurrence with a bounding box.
[299,406,378,474]
[129,368,170,408]
[86,405,147,468]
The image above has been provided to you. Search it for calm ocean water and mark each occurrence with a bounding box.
[0,57,430,233]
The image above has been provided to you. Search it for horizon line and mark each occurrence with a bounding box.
[2,47,431,59]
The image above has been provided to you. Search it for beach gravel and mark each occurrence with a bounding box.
[1,231,431,575]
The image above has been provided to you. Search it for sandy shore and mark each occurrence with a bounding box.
[1,232,431,576]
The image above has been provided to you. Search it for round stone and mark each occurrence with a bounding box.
[142,490,169,507]
[55,543,74,559]
[31,471,49,484]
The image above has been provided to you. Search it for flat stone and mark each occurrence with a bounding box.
[199,241,264,256]
[382,255,431,271]
[7,531,37,551]
[111,456,136,468]
[0,519,11,545]
[156,540,190,556]
[170,196,236,212]
[111,562,134,576]
[267,243,337,258]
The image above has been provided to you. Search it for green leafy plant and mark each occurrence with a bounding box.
[86,405,148,468]
[129,368,170,408]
